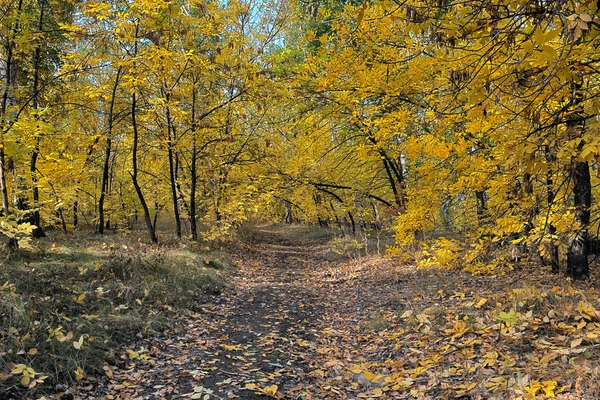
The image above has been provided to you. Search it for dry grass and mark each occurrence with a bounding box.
[0,230,231,398]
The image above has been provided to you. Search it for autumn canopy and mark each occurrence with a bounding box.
[0,0,599,280]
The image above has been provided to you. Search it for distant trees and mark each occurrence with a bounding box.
[0,0,598,279]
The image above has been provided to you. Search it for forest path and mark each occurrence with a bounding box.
[93,225,403,400]
[79,225,600,400]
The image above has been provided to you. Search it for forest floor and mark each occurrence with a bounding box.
[56,224,600,400]
[5,225,600,399]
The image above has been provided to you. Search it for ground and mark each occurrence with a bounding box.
[35,225,600,399]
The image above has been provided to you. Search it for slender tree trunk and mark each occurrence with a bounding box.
[382,158,402,209]
[28,0,46,237]
[174,152,190,217]
[284,200,293,224]
[475,190,487,226]
[347,211,356,235]
[391,156,407,210]
[98,66,122,234]
[73,200,78,228]
[153,198,159,231]
[130,91,157,242]
[189,88,198,240]
[166,102,182,238]
[0,0,22,216]
[128,26,157,243]
[329,200,344,235]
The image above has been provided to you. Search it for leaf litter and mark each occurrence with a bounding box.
[67,227,600,400]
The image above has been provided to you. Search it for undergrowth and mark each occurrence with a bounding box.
[0,232,231,397]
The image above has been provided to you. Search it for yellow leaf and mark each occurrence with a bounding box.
[542,380,557,397]
[540,352,559,363]
[127,349,139,359]
[245,383,257,390]
[74,367,85,380]
[533,28,545,45]
[577,302,596,319]
[262,384,278,396]
[11,364,26,374]
[362,371,376,381]
[540,45,557,61]
[220,344,241,351]
[356,3,367,27]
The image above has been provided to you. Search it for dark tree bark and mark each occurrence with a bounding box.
[0,0,23,217]
[130,91,157,242]
[98,66,122,234]
[190,88,198,240]
[566,82,590,280]
[73,201,78,228]
[347,211,356,235]
[128,25,157,243]
[28,0,47,238]
[383,158,402,208]
[165,99,182,238]
[329,200,344,235]
[567,160,591,280]
[475,190,487,225]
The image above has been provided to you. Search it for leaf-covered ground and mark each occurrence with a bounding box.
[66,226,600,400]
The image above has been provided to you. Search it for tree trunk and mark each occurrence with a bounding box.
[566,82,590,280]
[130,91,157,242]
[330,200,344,235]
[28,0,46,238]
[73,201,78,228]
[0,0,22,216]
[567,160,591,280]
[166,102,182,238]
[174,152,190,217]
[190,88,198,240]
[347,211,356,235]
[128,28,157,243]
[98,66,122,234]
[284,200,293,224]
[382,158,402,209]
[475,190,487,226]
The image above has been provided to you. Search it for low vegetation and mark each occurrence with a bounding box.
[0,231,231,397]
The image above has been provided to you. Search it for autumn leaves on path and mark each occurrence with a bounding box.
[98,226,359,399]
[94,226,600,400]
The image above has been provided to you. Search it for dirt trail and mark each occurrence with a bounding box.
[71,225,600,400]
[89,225,376,400]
